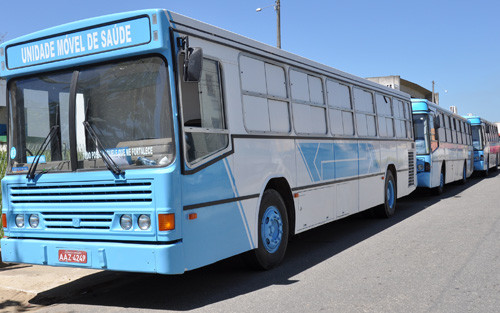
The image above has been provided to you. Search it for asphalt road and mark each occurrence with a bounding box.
[3,171,500,313]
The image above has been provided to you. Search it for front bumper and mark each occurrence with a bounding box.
[474,160,486,171]
[1,237,185,274]
[416,172,432,188]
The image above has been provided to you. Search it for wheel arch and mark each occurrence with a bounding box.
[264,177,296,237]
[386,163,397,187]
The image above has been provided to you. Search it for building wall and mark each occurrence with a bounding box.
[366,75,437,104]
[366,76,400,90]
[400,85,427,99]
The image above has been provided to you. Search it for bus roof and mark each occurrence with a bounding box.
[411,99,466,121]
[464,115,495,126]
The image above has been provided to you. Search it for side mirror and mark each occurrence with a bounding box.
[184,47,203,82]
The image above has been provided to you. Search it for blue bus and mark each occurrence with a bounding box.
[412,99,473,194]
[465,116,500,176]
[0,9,416,274]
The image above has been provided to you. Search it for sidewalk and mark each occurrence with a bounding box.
[0,254,100,312]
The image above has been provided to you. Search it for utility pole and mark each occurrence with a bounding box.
[432,80,435,103]
[256,1,281,49]
[276,0,281,49]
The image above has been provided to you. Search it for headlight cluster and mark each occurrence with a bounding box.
[119,214,151,230]
[14,214,40,228]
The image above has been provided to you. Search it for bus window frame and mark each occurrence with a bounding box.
[177,52,231,172]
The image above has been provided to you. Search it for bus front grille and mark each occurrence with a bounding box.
[9,182,153,204]
[42,211,114,230]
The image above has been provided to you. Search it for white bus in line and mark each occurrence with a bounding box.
[176,12,417,269]
[0,9,416,273]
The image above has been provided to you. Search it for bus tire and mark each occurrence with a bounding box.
[433,168,445,195]
[245,189,289,270]
[375,171,396,218]
[483,158,489,177]
[460,162,467,185]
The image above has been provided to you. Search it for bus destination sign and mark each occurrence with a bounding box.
[6,16,151,69]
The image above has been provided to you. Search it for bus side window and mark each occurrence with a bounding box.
[353,88,376,137]
[457,120,462,144]
[290,70,327,135]
[461,121,466,144]
[405,102,413,139]
[327,80,354,136]
[438,113,446,142]
[444,115,451,142]
[240,55,290,133]
[180,57,228,164]
[375,94,394,138]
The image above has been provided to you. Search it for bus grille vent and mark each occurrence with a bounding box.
[9,182,153,204]
[42,211,114,230]
[408,151,415,186]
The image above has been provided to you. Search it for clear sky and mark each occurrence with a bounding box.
[1,0,499,121]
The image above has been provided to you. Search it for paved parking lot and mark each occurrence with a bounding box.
[1,171,499,313]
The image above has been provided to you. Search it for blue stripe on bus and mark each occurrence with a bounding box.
[223,158,255,249]
[181,159,254,270]
[297,142,380,183]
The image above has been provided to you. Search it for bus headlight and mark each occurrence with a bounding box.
[424,162,431,172]
[417,164,424,172]
[29,214,40,228]
[15,214,25,228]
[138,215,151,230]
[120,214,133,230]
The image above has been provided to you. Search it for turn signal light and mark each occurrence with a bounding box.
[2,214,6,228]
[158,214,175,231]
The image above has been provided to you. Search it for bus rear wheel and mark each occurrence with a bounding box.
[245,189,289,270]
[375,171,396,218]
[460,162,467,185]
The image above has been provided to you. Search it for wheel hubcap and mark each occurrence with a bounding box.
[387,180,394,209]
[261,206,283,253]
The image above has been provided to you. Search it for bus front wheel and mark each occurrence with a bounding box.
[433,169,445,195]
[245,189,289,270]
[483,158,489,177]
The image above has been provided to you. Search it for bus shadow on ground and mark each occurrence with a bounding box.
[29,170,498,311]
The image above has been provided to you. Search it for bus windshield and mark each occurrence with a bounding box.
[471,125,483,151]
[8,56,175,175]
[413,114,430,155]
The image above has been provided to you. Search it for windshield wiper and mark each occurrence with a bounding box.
[82,121,122,176]
[27,125,59,179]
